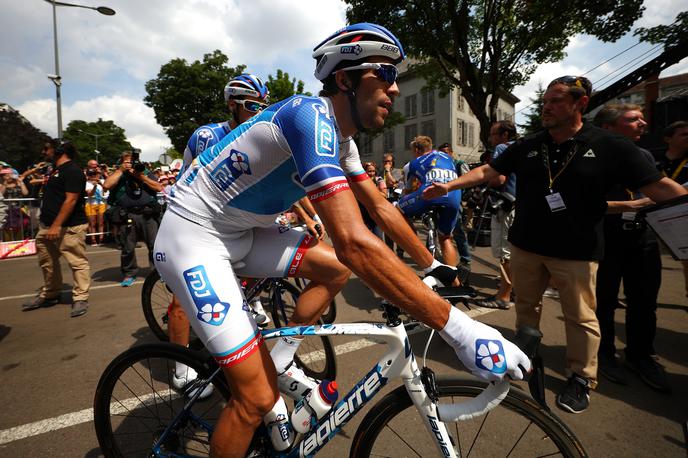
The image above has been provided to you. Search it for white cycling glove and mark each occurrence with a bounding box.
[439,307,531,382]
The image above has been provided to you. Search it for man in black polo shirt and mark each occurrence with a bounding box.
[423,76,686,413]
[657,120,688,298]
[22,141,91,318]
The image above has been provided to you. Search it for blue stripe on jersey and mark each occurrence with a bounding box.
[300,164,345,189]
[227,159,305,215]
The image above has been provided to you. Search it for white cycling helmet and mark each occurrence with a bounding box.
[313,23,405,81]
[223,73,270,103]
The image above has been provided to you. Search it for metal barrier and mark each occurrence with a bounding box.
[1,193,167,259]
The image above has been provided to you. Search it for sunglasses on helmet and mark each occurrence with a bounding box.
[338,62,399,85]
[235,99,267,113]
[547,75,592,97]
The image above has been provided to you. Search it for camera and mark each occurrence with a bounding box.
[131,149,145,173]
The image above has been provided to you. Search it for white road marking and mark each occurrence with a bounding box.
[0,281,144,302]
[0,307,497,445]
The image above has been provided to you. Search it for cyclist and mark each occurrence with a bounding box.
[169,74,271,392]
[398,135,462,268]
[154,23,530,456]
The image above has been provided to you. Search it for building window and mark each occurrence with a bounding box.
[457,89,465,112]
[404,124,418,149]
[468,123,475,147]
[457,119,465,146]
[421,120,436,144]
[383,129,395,153]
[404,94,417,118]
[421,88,435,115]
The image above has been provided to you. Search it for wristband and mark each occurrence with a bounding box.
[313,214,322,224]
[422,259,442,275]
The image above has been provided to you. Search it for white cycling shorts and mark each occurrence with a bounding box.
[153,210,317,368]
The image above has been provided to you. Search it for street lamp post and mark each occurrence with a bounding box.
[77,129,114,162]
[45,0,115,140]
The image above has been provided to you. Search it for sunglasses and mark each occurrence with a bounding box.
[547,75,592,97]
[235,99,267,113]
[338,62,399,85]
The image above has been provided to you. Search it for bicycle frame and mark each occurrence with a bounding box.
[261,320,478,458]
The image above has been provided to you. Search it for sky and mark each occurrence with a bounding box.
[1,0,686,161]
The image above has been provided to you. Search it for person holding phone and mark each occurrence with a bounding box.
[103,150,163,287]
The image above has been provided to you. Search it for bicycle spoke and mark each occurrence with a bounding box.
[381,424,423,457]
[505,419,534,457]
[466,409,490,457]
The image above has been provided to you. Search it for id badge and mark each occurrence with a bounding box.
[545,192,566,212]
[621,211,637,221]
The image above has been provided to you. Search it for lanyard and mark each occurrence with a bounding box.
[670,157,688,180]
[541,142,579,192]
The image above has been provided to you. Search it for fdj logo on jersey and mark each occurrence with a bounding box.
[210,149,251,192]
[183,265,230,326]
[312,104,335,157]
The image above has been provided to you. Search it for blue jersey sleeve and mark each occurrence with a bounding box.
[273,96,349,202]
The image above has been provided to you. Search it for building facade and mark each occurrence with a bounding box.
[356,62,519,167]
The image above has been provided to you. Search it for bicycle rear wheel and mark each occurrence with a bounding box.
[269,280,337,381]
[94,343,230,458]
[141,269,202,348]
[350,377,587,458]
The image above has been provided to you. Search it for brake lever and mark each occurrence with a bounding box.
[513,326,548,411]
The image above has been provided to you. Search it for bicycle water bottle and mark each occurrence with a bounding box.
[290,380,339,434]
[263,396,294,451]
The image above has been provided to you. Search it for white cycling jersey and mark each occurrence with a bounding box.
[155,95,367,368]
[168,96,366,233]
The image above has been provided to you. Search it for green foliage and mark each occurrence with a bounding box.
[266,69,312,103]
[144,50,246,152]
[63,119,131,166]
[346,0,644,146]
[635,11,688,47]
[519,83,545,135]
[0,106,51,172]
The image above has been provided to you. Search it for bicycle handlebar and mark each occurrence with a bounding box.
[437,380,510,422]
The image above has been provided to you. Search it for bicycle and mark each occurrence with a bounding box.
[96,280,586,457]
[141,270,336,381]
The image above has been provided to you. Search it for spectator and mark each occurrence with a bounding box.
[359,161,386,238]
[103,151,163,287]
[477,121,518,310]
[1,168,30,241]
[21,156,52,237]
[592,103,669,392]
[423,75,686,413]
[85,169,106,245]
[439,142,472,274]
[657,120,688,299]
[22,141,91,318]
[381,152,405,257]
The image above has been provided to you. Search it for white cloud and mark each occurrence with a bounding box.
[635,0,684,28]
[17,95,170,161]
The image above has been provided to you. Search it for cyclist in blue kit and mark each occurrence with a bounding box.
[153,23,530,456]
[398,135,462,267]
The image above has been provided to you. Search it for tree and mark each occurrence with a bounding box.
[266,69,312,103]
[63,118,131,166]
[519,82,545,135]
[144,50,246,152]
[346,0,644,147]
[0,104,51,172]
[634,11,687,47]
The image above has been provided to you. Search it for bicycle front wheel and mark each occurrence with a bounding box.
[270,280,337,381]
[94,343,230,458]
[350,377,587,458]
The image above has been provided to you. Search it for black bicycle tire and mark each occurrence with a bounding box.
[350,377,587,458]
[141,269,203,348]
[94,343,230,458]
[291,278,337,324]
[269,280,337,381]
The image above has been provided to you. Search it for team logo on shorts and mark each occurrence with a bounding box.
[183,265,230,326]
[475,339,507,374]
